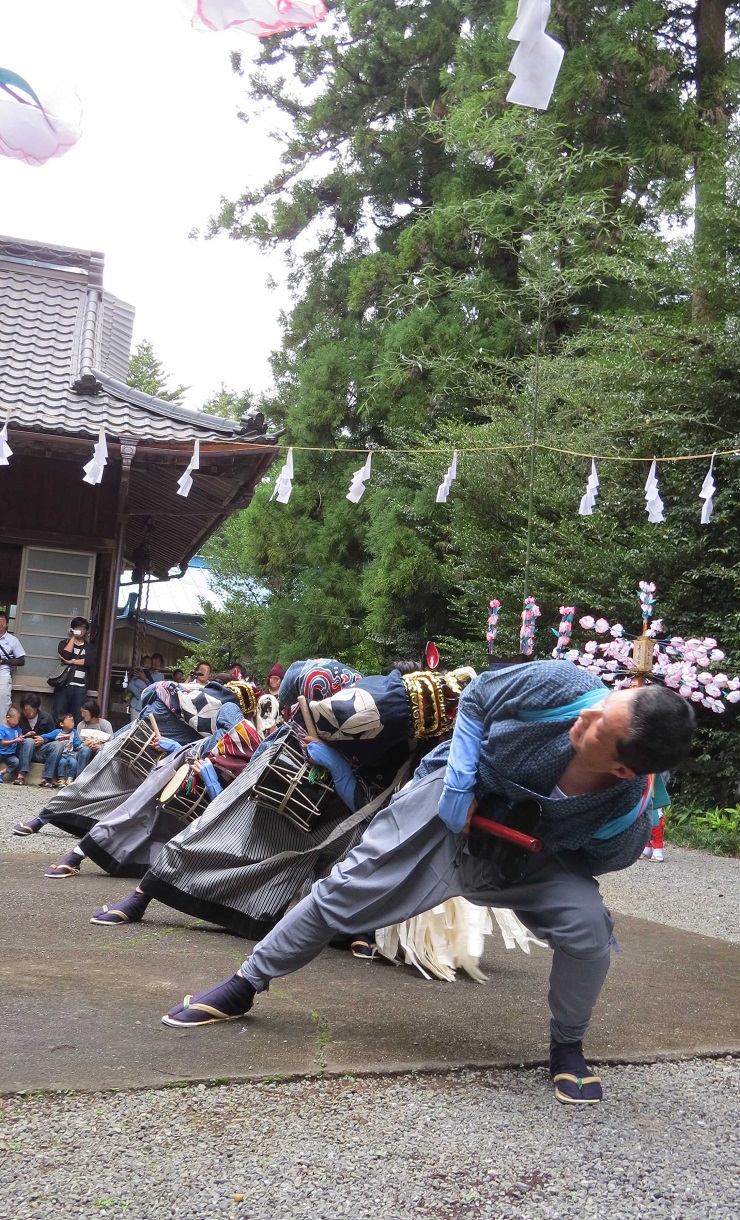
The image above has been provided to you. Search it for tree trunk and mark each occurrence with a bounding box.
[691,0,728,323]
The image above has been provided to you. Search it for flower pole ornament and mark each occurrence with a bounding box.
[578,459,599,516]
[486,599,502,659]
[0,67,81,167]
[188,0,328,37]
[551,606,575,659]
[519,596,540,656]
[506,0,565,111]
[567,583,739,714]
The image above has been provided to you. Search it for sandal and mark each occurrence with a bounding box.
[12,818,44,836]
[550,1039,602,1105]
[162,974,256,1028]
[351,938,379,960]
[44,863,80,879]
[39,779,55,789]
[90,906,130,925]
[13,776,26,786]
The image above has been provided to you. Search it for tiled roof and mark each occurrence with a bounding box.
[0,235,270,445]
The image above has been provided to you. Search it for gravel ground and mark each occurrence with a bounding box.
[0,1060,738,1220]
[3,786,738,943]
[2,789,739,1217]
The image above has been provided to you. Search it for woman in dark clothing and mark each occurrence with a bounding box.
[53,617,97,724]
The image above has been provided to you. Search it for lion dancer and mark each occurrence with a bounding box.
[160,659,695,1106]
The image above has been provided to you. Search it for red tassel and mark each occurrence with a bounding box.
[425,640,440,670]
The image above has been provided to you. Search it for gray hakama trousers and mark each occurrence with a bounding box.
[242,771,616,1045]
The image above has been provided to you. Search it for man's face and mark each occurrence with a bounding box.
[0,616,7,633]
[21,704,36,721]
[195,666,210,685]
[569,688,638,778]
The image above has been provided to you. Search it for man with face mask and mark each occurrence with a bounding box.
[161,660,695,1106]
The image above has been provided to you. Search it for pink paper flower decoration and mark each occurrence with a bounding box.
[0,70,80,167]
[579,615,595,630]
[190,0,327,37]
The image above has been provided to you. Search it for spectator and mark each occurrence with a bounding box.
[265,664,284,696]
[0,706,25,781]
[76,698,114,775]
[172,669,185,683]
[190,662,212,685]
[55,618,97,725]
[150,654,166,682]
[127,655,153,721]
[38,713,83,788]
[0,610,25,724]
[13,694,57,787]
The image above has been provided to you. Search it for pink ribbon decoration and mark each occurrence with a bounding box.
[0,68,80,167]
[519,597,541,656]
[190,0,327,37]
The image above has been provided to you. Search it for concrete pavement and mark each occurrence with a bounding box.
[1,846,738,1094]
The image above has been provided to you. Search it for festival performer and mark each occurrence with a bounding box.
[160,660,695,1108]
[87,659,475,938]
[11,671,240,843]
[39,681,255,880]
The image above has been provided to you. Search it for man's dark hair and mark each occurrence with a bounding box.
[392,658,424,675]
[616,684,696,774]
[151,653,164,666]
[81,698,101,718]
[20,693,41,711]
[70,617,89,630]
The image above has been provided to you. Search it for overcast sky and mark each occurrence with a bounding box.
[1,0,294,407]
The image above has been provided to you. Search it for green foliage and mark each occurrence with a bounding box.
[126,339,189,403]
[194,1,740,804]
[666,803,740,856]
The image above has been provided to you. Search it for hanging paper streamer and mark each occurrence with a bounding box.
[189,0,327,38]
[486,599,501,657]
[346,452,372,504]
[578,459,599,516]
[644,459,665,524]
[82,429,108,486]
[506,0,565,111]
[552,606,575,659]
[269,448,294,504]
[436,451,458,504]
[0,68,81,167]
[177,440,200,498]
[519,597,541,656]
[0,420,12,466]
[699,454,717,525]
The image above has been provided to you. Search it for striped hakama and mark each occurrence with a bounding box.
[140,735,406,941]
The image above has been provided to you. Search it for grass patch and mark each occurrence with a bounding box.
[666,803,740,856]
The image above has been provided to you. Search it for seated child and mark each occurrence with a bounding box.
[39,713,83,787]
[0,706,25,781]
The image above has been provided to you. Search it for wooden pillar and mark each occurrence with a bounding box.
[97,439,137,717]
